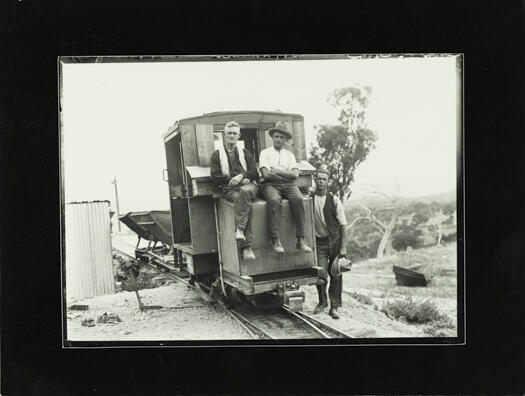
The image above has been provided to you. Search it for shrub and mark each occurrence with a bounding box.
[347,290,374,305]
[114,258,158,291]
[381,296,449,324]
[423,317,456,337]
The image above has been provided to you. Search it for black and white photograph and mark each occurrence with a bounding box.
[61,54,462,344]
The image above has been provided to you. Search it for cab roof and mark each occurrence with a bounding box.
[178,110,303,122]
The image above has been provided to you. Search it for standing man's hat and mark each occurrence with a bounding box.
[330,255,352,277]
[268,121,293,140]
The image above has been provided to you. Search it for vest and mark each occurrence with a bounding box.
[311,191,341,244]
[218,145,247,176]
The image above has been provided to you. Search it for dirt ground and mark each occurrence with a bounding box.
[66,235,457,342]
[66,282,251,341]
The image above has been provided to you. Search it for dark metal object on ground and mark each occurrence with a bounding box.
[81,318,95,327]
[69,305,89,311]
[393,263,433,287]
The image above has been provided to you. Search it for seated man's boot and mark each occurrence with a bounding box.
[314,284,328,314]
[242,247,256,260]
[328,307,341,319]
[296,237,312,252]
[272,238,285,253]
[235,228,246,242]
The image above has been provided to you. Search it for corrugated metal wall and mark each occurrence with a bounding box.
[65,201,115,299]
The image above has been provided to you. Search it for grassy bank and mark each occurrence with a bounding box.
[344,242,458,336]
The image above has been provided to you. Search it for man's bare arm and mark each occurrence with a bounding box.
[271,167,299,180]
[260,167,288,182]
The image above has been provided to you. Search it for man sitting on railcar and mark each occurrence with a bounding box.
[259,121,312,253]
[210,121,259,260]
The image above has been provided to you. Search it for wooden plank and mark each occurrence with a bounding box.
[297,174,313,189]
[188,196,218,254]
[182,112,302,126]
[170,185,183,197]
[170,199,191,244]
[217,199,240,274]
[173,242,193,254]
[283,120,295,152]
[292,120,306,161]
[222,270,254,294]
[214,123,275,132]
[239,198,316,276]
[195,124,215,166]
[263,128,273,150]
[165,138,184,196]
[181,122,198,167]
[194,180,214,196]
[258,129,268,150]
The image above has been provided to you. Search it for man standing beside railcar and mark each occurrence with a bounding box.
[311,167,348,319]
[259,121,312,253]
[210,121,259,260]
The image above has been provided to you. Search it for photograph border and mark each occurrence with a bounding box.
[59,53,465,348]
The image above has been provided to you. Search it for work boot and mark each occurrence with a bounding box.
[296,237,312,252]
[313,303,328,314]
[328,307,341,319]
[315,284,328,314]
[242,247,256,260]
[235,228,246,242]
[272,238,285,253]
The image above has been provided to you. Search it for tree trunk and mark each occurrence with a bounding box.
[385,239,396,256]
[376,212,397,259]
[436,222,443,246]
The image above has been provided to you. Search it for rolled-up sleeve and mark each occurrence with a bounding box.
[259,148,270,170]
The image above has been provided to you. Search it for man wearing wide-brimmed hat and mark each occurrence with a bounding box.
[210,121,259,260]
[258,121,312,253]
[310,166,350,319]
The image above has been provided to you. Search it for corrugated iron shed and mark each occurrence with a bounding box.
[65,201,115,299]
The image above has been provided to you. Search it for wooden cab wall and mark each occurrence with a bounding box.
[163,111,314,256]
[163,111,311,199]
[217,197,316,277]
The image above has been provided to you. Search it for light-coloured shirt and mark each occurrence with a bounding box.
[313,193,347,238]
[258,146,298,172]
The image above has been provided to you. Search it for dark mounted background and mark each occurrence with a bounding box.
[1,0,524,394]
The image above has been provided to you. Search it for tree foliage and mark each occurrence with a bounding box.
[309,85,378,201]
[344,198,456,262]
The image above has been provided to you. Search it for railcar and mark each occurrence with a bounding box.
[123,111,322,311]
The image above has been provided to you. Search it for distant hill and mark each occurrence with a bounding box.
[345,190,456,209]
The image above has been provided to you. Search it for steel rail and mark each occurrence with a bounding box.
[113,247,351,340]
[281,306,353,339]
[228,309,275,340]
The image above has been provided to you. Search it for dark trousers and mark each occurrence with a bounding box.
[316,236,343,308]
[224,182,258,247]
[260,182,305,238]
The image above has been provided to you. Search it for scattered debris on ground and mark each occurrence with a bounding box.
[97,312,122,324]
[66,238,457,341]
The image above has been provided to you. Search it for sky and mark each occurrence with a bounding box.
[62,56,459,213]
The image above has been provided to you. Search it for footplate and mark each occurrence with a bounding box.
[284,290,305,312]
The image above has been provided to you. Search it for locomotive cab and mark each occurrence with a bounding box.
[162,111,321,310]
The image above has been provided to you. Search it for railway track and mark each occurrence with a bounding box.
[112,245,352,340]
